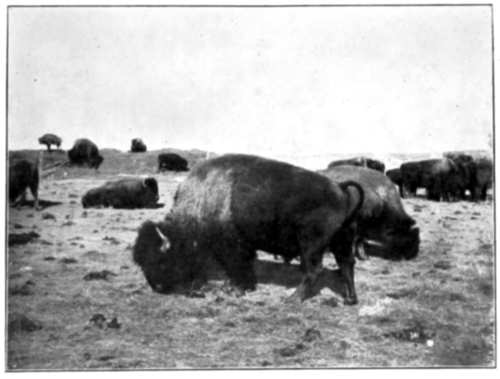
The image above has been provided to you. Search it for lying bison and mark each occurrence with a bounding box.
[82,177,159,209]
[130,138,147,153]
[38,133,62,152]
[68,138,103,169]
[321,165,419,261]
[158,153,188,172]
[134,154,364,304]
[9,157,41,210]
[327,157,385,173]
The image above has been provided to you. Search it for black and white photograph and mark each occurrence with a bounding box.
[2,1,496,370]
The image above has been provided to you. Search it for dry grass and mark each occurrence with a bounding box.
[6,150,495,369]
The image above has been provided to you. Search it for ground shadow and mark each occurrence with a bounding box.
[13,199,63,210]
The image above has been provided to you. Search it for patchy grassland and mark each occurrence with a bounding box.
[6,150,495,369]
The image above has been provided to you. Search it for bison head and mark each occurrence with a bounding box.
[142,177,160,205]
[360,217,419,261]
[133,219,206,293]
[90,155,104,170]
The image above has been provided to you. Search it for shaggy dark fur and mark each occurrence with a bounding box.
[134,154,364,304]
[157,153,188,172]
[321,165,419,261]
[68,138,103,169]
[327,157,385,173]
[130,138,147,153]
[386,168,403,197]
[9,158,40,210]
[82,177,159,209]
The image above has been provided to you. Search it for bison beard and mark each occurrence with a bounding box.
[133,154,364,305]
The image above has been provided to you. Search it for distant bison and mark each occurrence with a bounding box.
[134,154,364,305]
[82,177,159,209]
[321,165,419,261]
[38,133,62,152]
[158,153,188,172]
[68,138,103,169]
[9,156,41,210]
[444,152,493,201]
[385,168,403,197]
[327,157,385,173]
[130,138,147,153]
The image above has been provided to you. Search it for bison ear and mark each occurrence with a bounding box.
[143,177,157,188]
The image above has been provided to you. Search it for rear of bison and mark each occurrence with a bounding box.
[134,154,365,304]
[68,138,103,169]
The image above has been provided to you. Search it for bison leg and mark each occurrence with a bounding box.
[218,243,257,293]
[331,228,358,305]
[29,182,40,210]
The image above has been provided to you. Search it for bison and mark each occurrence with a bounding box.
[68,138,103,169]
[82,177,159,209]
[9,156,41,210]
[38,133,62,152]
[133,154,364,305]
[327,157,385,173]
[130,138,147,153]
[320,165,419,261]
[444,152,493,201]
[158,153,188,172]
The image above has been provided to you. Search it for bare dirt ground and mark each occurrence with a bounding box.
[6,157,495,369]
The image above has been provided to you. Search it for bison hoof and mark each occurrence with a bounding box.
[344,296,358,306]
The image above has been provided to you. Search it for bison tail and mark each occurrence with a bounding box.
[338,180,364,227]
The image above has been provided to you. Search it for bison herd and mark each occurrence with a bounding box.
[8,136,493,305]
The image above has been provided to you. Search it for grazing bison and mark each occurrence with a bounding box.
[327,157,385,173]
[82,177,159,209]
[9,156,41,210]
[134,154,364,304]
[320,165,419,261]
[68,138,103,169]
[400,158,460,201]
[38,133,62,152]
[444,152,493,201]
[158,153,188,172]
[130,138,147,153]
[386,168,403,197]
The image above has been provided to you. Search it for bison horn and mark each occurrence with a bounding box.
[364,238,385,248]
[155,226,171,253]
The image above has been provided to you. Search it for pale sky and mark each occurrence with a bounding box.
[8,6,493,160]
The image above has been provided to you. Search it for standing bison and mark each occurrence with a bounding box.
[82,177,159,209]
[38,133,62,152]
[400,158,460,201]
[9,156,41,210]
[157,153,188,172]
[327,157,385,173]
[320,165,419,261]
[444,152,493,201]
[130,138,147,153]
[68,139,103,169]
[133,154,364,305]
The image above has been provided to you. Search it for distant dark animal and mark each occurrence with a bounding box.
[82,177,159,209]
[158,153,188,172]
[9,156,41,210]
[134,154,364,305]
[327,157,385,173]
[320,165,419,261]
[38,133,62,152]
[130,138,147,153]
[68,138,103,169]
[400,158,460,201]
[385,168,403,197]
[444,152,493,201]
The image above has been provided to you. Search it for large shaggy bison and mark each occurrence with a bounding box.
[38,133,62,152]
[68,138,103,169]
[9,157,41,210]
[82,177,159,209]
[321,165,419,261]
[327,157,385,173]
[157,153,188,172]
[134,154,364,304]
[130,138,147,153]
